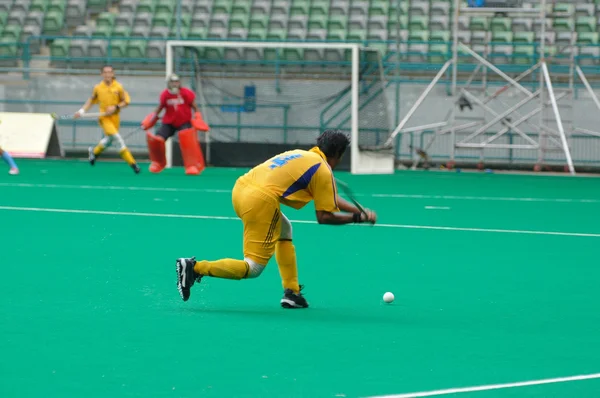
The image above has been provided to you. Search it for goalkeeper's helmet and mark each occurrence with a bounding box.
[167,74,181,94]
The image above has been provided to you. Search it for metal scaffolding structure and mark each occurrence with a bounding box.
[387,0,600,174]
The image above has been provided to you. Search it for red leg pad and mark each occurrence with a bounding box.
[146,131,166,173]
[178,128,205,175]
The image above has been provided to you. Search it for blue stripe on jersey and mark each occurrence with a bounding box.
[282,163,321,198]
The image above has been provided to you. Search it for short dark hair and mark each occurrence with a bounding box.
[101,65,113,72]
[317,129,350,159]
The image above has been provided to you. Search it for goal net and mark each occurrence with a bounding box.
[164,40,395,174]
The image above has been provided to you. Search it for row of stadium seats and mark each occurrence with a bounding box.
[4,0,600,69]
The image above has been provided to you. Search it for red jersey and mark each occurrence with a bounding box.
[159,87,195,127]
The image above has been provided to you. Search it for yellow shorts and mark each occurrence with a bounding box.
[98,115,120,135]
[232,178,281,266]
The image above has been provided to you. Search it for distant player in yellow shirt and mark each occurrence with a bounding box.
[74,65,140,174]
[175,129,377,308]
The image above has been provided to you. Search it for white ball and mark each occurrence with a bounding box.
[383,292,394,303]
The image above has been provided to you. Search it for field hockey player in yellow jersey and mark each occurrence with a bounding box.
[74,65,140,174]
[175,129,377,308]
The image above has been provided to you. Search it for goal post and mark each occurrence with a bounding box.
[164,40,395,174]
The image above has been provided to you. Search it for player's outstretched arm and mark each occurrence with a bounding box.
[74,97,93,119]
[315,210,376,225]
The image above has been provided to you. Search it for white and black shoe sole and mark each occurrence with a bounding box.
[280,298,308,309]
[176,259,189,301]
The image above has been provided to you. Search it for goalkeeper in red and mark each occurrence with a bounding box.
[175,130,377,309]
[142,74,209,175]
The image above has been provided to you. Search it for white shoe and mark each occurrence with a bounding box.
[8,167,18,175]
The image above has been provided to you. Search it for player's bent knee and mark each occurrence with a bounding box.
[114,133,126,149]
[244,257,265,278]
[280,213,293,240]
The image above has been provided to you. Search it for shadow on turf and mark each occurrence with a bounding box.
[179,306,403,325]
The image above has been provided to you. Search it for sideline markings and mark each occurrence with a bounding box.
[364,372,600,398]
[1,182,599,203]
[1,205,599,238]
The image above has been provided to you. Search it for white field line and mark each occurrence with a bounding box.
[424,206,451,210]
[364,372,600,398]
[0,182,599,203]
[1,206,600,238]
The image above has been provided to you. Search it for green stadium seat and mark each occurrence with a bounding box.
[470,17,489,31]
[188,26,207,40]
[578,32,599,44]
[428,30,451,63]
[576,17,596,33]
[232,1,251,15]
[0,37,18,58]
[491,17,511,32]
[50,38,69,57]
[370,1,389,17]
[126,40,147,58]
[553,18,574,32]
[96,12,115,28]
[387,16,408,31]
[48,0,66,13]
[229,11,250,29]
[153,12,171,28]
[407,30,429,62]
[347,29,367,42]
[86,0,107,14]
[327,28,346,41]
[111,26,131,37]
[249,14,269,30]
[248,25,267,40]
[553,3,575,16]
[155,2,175,15]
[310,0,329,18]
[92,25,112,38]
[282,48,304,62]
[389,1,408,17]
[169,24,189,39]
[408,16,428,32]
[136,0,156,14]
[29,0,48,12]
[213,0,233,14]
[109,40,126,58]
[290,0,309,17]
[170,13,191,29]
[514,45,534,64]
[2,25,22,41]
[513,32,534,44]
[328,15,348,31]
[308,14,327,30]
[265,30,287,59]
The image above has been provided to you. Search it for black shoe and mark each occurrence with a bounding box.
[88,147,96,166]
[132,163,141,174]
[281,285,309,309]
[176,257,202,301]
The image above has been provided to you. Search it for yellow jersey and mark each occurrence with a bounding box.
[90,79,130,114]
[239,146,339,213]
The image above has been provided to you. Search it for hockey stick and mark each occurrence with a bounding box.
[51,112,106,120]
[335,178,375,225]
